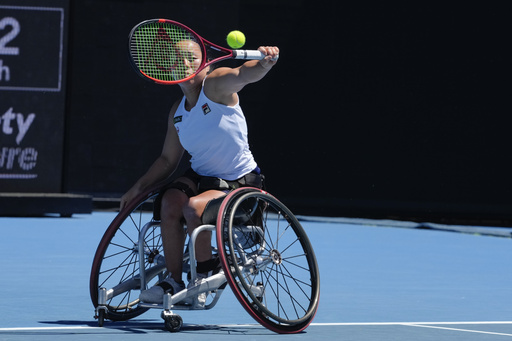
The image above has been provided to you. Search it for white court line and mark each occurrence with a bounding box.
[1,321,512,332]
[313,321,512,326]
[0,326,95,332]
[406,324,512,337]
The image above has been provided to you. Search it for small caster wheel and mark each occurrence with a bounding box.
[97,309,105,327]
[164,315,183,332]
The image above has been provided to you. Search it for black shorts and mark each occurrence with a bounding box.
[153,168,264,220]
[181,167,264,194]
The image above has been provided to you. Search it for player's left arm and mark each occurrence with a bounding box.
[204,46,279,105]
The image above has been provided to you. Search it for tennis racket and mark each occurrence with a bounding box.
[128,19,277,84]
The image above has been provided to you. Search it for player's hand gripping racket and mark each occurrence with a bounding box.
[129,19,278,84]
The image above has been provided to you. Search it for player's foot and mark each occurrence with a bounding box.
[139,275,185,304]
[188,257,223,308]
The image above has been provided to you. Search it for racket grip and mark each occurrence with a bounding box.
[233,50,279,61]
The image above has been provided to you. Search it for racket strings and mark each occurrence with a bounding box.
[131,22,201,81]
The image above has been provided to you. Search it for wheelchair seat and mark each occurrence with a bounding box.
[202,194,259,225]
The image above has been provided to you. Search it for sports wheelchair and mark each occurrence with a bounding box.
[90,184,320,333]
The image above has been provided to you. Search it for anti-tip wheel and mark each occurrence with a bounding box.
[164,315,183,332]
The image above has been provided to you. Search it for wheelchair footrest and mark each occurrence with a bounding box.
[139,301,197,311]
[139,302,164,309]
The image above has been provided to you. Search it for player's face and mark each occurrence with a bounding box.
[174,40,202,76]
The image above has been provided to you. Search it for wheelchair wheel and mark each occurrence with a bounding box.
[90,190,165,321]
[216,188,320,334]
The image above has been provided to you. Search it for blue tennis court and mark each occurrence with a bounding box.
[1,211,511,340]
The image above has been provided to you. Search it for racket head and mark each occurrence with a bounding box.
[128,19,208,84]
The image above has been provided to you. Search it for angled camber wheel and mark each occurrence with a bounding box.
[90,188,166,322]
[216,188,320,334]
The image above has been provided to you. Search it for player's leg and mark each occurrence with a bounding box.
[159,177,197,282]
[139,177,197,303]
[183,189,227,263]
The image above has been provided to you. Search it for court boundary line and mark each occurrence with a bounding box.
[314,321,512,326]
[2,321,512,332]
[405,323,512,337]
[0,326,95,332]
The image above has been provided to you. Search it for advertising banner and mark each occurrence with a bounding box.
[0,0,68,192]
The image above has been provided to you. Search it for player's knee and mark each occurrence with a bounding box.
[182,197,202,223]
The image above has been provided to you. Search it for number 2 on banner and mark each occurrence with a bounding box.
[0,17,20,55]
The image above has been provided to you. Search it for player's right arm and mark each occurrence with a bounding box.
[204,46,279,106]
[120,100,184,209]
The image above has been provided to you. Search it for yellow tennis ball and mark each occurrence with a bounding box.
[226,30,246,49]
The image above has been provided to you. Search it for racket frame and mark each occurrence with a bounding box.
[129,19,268,84]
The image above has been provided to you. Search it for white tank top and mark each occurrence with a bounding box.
[173,87,257,181]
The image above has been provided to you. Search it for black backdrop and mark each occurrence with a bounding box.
[64,1,511,224]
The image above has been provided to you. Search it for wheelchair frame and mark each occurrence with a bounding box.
[90,186,320,333]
